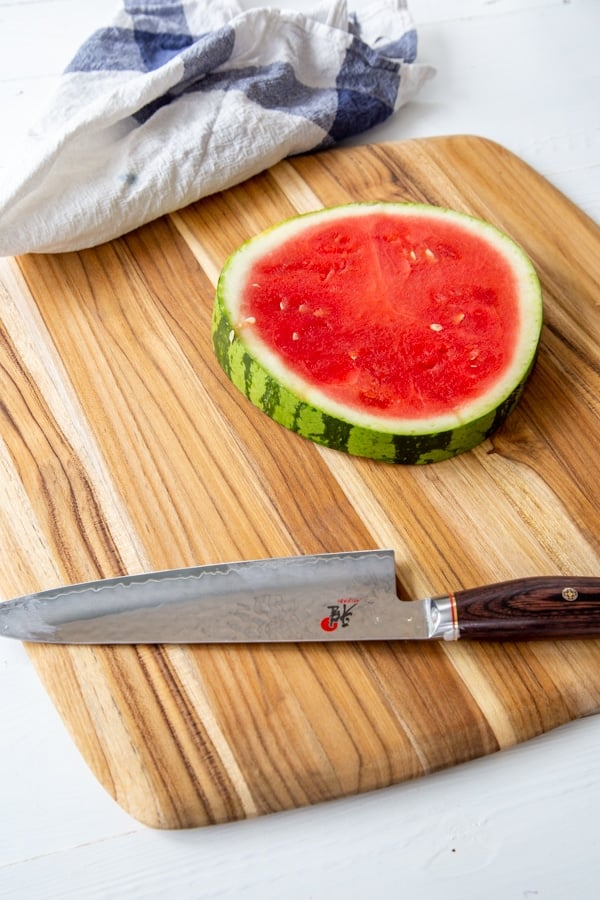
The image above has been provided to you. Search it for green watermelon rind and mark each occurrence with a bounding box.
[212,202,543,465]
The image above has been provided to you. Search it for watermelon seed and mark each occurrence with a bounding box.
[298,304,309,313]
[409,249,417,261]
[453,312,466,323]
[313,308,327,317]
[228,329,235,344]
[430,323,444,332]
[279,299,288,310]
[292,332,300,341]
[424,248,436,260]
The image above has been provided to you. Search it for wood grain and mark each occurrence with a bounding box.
[0,136,599,829]
[453,577,600,640]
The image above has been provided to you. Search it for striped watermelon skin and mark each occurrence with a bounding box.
[211,203,542,465]
[212,298,534,464]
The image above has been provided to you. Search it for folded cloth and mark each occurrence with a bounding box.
[0,0,434,256]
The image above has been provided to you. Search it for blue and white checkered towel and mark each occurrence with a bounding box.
[0,0,433,256]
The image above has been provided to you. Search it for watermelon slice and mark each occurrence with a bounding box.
[212,202,542,464]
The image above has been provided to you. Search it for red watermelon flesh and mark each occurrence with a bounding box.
[240,212,520,419]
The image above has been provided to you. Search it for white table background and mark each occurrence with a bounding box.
[1,1,599,897]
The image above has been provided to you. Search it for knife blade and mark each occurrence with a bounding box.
[1,549,599,644]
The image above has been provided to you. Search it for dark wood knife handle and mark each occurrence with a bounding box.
[453,577,600,640]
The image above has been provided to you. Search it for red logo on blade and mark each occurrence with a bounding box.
[320,599,360,633]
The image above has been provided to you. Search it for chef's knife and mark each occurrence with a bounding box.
[1,549,599,644]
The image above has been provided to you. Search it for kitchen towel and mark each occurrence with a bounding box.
[0,0,434,256]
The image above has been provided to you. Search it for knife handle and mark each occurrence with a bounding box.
[452,577,600,640]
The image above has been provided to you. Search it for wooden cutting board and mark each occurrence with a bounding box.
[1,136,599,830]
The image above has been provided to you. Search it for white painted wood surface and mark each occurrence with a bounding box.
[1,0,599,896]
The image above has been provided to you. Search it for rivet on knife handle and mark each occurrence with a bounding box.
[443,577,600,641]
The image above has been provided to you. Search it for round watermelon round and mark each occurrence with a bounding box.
[212,202,542,464]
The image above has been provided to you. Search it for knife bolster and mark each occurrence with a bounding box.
[428,595,460,641]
